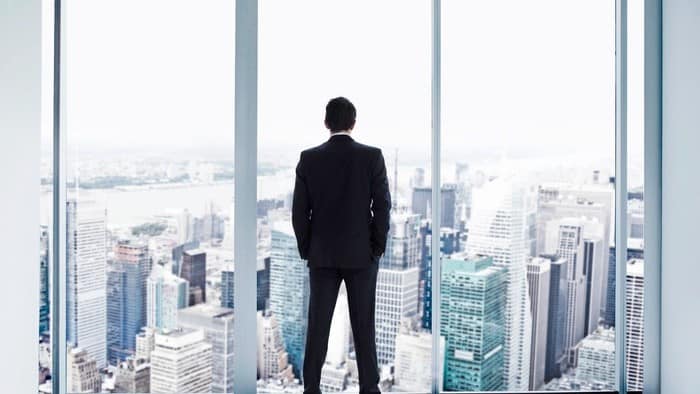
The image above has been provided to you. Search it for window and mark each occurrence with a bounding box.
[60,1,236,392]
[39,1,652,393]
[440,0,617,391]
[257,1,431,392]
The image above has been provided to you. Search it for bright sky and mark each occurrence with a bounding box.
[42,0,644,184]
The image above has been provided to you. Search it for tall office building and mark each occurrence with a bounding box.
[551,218,588,365]
[626,259,645,391]
[135,327,156,361]
[411,185,458,229]
[178,304,234,393]
[440,255,506,391]
[147,264,189,331]
[527,257,551,390]
[419,222,460,330]
[376,211,421,366]
[39,225,50,334]
[583,237,605,335]
[604,240,644,327]
[544,255,568,381]
[466,178,532,390]
[269,221,309,377]
[221,255,270,311]
[67,346,101,394]
[393,321,443,392]
[575,327,615,390]
[67,200,108,368]
[257,311,295,382]
[150,328,212,394]
[537,182,613,320]
[107,240,152,364]
[181,249,206,305]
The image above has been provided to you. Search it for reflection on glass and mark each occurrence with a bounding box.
[441,0,615,391]
[61,1,235,392]
[258,0,431,392]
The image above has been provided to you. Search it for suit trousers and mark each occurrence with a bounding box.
[303,262,380,394]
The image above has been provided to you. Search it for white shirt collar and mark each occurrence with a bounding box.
[330,131,352,137]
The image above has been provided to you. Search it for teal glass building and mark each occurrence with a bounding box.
[440,254,506,391]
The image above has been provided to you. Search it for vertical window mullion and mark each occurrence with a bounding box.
[615,0,629,392]
[430,1,442,393]
[52,0,67,393]
[233,0,258,392]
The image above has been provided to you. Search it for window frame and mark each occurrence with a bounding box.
[47,0,662,393]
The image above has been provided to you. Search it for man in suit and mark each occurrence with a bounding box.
[292,97,391,394]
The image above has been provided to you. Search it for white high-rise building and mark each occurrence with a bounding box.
[552,218,588,364]
[527,257,551,390]
[67,346,101,394]
[393,323,443,392]
[257,311,295,383]
[150,328,212,394]
[626,259,645,391]
[376,211,421,367]
[575,327,615,389]
[325,286,351,366]
[147,264,189,331]
[178,304,235,393]
[67,200,108,368]
[466,178,532,390]
[136,327,156,361]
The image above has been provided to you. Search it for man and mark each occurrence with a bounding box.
[292,97,391,394]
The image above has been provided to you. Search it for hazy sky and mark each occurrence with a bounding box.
[43,0,643,181]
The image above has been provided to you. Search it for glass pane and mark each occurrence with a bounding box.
[441,0,615,391]
[64,1,235,392]
[258,0,431,392]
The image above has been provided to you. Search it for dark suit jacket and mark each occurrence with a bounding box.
[292,134,392,268]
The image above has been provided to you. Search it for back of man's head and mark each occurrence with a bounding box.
[325,97,356,132]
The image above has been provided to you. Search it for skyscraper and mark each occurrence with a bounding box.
[178,304,235,393]
[150,328,212,394]
[440,254,506,391]
[419,222,460,330]
[39,225,50,334]
[393,321,443,392]
[604,239,644,327]
[257,311,295,383]
[147,264,189,331]
[221,255,270,311]
[583,237,605,336]
[575,327,615,390]
[551,219,588,365]
[181,249,206,305]
[465,178,532,390]
[67,200,108,368]
[376,211,421,366]
[544,255,568,381]
[269,221,309,377]
[107,240,152,364]
[626,258,645,391]
[411,185,457,229]
[527,257,551,390]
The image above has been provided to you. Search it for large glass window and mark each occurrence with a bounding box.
[440,1,616,391]
[257,0,431,392]
[62,1,235,392]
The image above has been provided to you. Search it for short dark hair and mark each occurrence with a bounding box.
[325,97,356,132]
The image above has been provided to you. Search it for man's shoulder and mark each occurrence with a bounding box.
[351,141,382,156]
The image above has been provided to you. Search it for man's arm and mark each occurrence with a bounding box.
[292,152,311,260]
[370,149,391,257]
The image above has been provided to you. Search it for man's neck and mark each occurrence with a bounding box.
[330,130,352,137]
